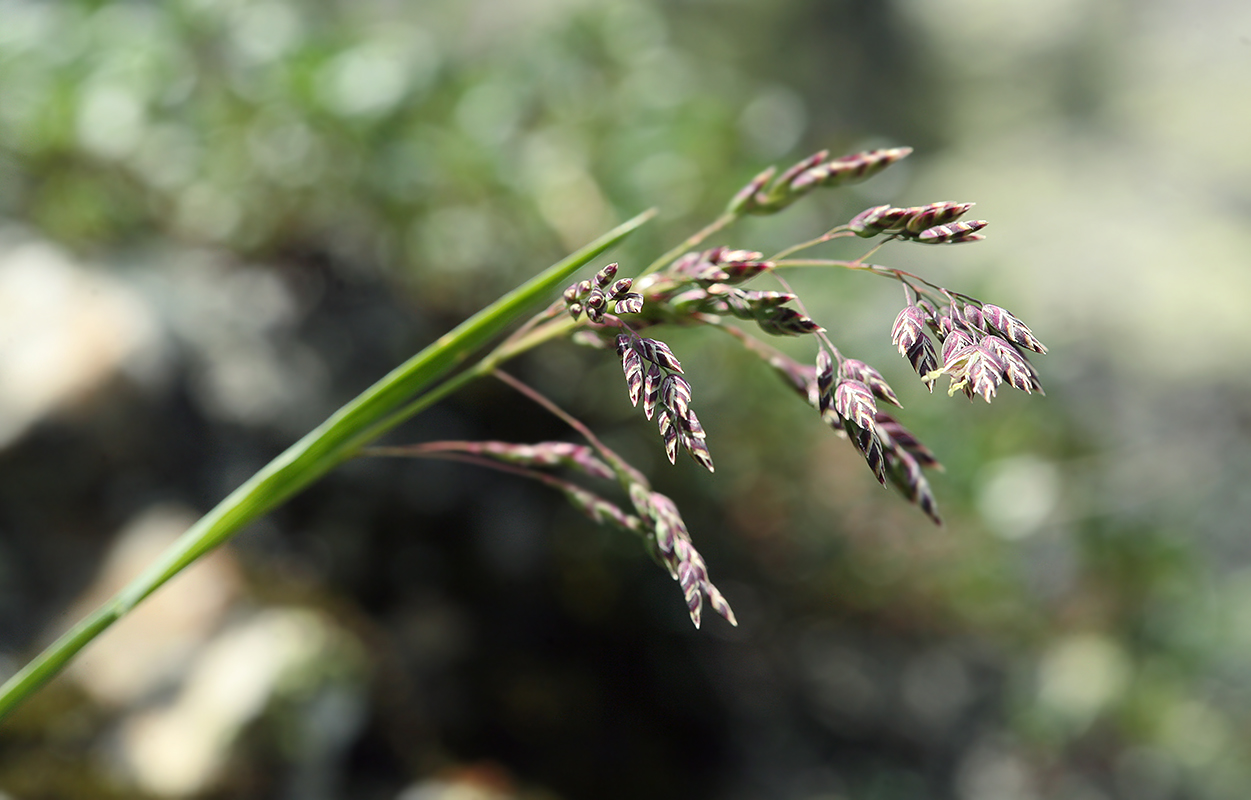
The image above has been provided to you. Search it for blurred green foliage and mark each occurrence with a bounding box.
[0,0,825,311]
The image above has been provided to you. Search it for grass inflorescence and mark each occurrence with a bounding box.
[0,146,1048,723]
[375,146,1048,628]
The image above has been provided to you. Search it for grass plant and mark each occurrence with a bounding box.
[0,146,1047,721]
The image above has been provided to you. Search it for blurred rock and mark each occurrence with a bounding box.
[0,231,160,449]
[115,607,366,797]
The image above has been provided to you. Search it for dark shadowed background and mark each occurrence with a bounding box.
[1,1,1250,798]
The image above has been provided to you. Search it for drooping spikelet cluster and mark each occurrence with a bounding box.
[629,484,736,628]
[616,334,714,472]
[551,457,739,629]
[810,348,942,523]
[892,300,1046,402]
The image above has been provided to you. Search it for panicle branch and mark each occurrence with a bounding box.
[370,144,1046,629]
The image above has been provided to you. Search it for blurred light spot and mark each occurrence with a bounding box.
[0,237,159,447]
[897,0,1088,61]
[247,114,322,186]
[455,82,523,148]
[319,45,409,117]
[176,183,241,242]
[416,205,497,274]
[0,1,56,53]
[1161,700,1229,768]
[631,152,702,217]
[153,258,324,426]
[796,632,880,724]
[398,766,514,800]
[229,0,301,64]
[601,4,668,64]
[77,82,146,159]
[1037,634,1129,726]
[902,649,972,727]
[739,85,808,159]
[133,123,202,191]
[977,454,1060,539]
[317,32,438,118]
[521,131,612,250]
[1115,746,1179,800]
[957,739,1037,800]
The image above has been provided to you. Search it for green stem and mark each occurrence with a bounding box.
[0,209,655,723]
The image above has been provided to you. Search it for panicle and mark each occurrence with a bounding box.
[560,484,645,535]
[617,333,713,473]
[850,203,980,242]
[906,337,940,391]
[842,416,887,485]
[802,147,914,190]
[594,262,618,287]
[941,329,975,366]
[849,205,913,238]
[726,165,778,214]
[632,489,737,628]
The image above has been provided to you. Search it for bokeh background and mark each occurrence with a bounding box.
[1,0,1249,798]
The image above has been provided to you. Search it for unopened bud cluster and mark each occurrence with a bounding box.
[563,262,643,322]
[892,300,1046,402]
